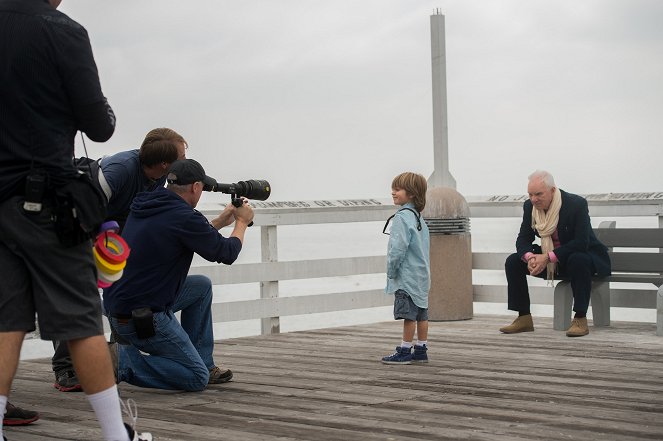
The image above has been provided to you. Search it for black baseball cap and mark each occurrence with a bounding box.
[167,159,216,189]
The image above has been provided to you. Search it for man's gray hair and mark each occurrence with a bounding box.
[528,170,556,188]
[167,183,192,194]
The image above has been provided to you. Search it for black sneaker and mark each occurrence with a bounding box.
[122,399,153,441]
[54,369,82,392]
[3,402,40,426]
[208,366,233,384]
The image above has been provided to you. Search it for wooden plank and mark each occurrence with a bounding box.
[473,252,510,270]
[474,284,658,309]
[230,206,396,227]
[211,289,391,322]
[596,228,663,248]
[198,198,663,226]
[190,255,386,284]
[608,273,663,286]
[474,285,552,304]
[473,245,663,274]
[609,251,663,274]
[610,289,657,308]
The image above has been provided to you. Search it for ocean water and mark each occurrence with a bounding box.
[20,215,659,359]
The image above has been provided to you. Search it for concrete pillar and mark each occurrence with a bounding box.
[423,187,473,320]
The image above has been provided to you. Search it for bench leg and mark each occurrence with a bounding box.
[657,285,663,337]
[553,281,572,331]
[591,280,610,327]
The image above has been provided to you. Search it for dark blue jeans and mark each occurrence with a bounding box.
[505,252,596,314]
[110,275,215,391]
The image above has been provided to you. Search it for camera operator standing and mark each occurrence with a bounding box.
[0,1,151,440]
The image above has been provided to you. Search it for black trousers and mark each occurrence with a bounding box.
[52,340,72,374]
[505,252,596,314]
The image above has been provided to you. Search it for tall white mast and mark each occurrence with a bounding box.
[428,10,456,189]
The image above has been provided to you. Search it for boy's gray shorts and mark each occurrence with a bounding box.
[393,289,428,321]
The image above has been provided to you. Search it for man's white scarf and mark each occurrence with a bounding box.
[531,188,562,281]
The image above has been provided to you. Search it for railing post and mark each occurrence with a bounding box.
[260,225,280,334]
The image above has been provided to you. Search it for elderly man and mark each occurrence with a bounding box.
[103,159,254,391]
[500,170,611,337]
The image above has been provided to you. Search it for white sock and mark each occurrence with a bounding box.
[401,341,412,349]
[86,385,129,441]
[0,395,7,439]
[417,341,428,347]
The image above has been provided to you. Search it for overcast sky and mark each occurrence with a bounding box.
[61,0,663,202]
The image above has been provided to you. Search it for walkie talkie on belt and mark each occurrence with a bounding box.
[23,171,47,213]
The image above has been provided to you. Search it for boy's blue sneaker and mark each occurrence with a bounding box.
[381,346,412,364]
[412,344,428,363]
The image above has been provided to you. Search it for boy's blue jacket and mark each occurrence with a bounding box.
[385,202,431,308]
[103,186,242,315]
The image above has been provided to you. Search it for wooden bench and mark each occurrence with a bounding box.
[553,221,663,335]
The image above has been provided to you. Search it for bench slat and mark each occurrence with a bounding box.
[607,273,663,286]
[608,252,663,274]
[595,228,663,248]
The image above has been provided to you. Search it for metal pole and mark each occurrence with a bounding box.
[429,11,456,189]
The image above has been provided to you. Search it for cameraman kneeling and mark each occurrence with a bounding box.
[103,159,253,391]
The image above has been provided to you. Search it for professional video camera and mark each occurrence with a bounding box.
[203,179,271,207]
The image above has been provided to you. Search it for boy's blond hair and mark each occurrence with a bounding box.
[391,172,427,212]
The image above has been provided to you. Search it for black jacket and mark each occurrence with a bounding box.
[516,189,611,276]
[103,187,243,315]
[0,0,115,200]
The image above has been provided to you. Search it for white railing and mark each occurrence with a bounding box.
[193,193,663,335]
[20,192,663,359]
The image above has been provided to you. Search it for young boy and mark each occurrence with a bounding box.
[381,172,431,364]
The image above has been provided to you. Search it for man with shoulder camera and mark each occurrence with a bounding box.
[104,159,254,391]
[0,0,151,440]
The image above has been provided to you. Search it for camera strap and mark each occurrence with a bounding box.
[382,207,422,234]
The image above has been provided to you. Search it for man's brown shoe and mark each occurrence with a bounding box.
[209,366,233,384]
[566,317,589,337]
[499,314,534,334]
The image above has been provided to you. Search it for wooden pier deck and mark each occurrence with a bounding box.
[5,314,663,440]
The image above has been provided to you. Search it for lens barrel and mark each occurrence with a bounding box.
[212,179,270,201]
[235,180,270,201]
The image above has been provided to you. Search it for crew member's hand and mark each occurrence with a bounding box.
[527,253,549,276]
[210,203,236,230]
[233,197,254,226]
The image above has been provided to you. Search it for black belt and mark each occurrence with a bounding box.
[111,308,162,320]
